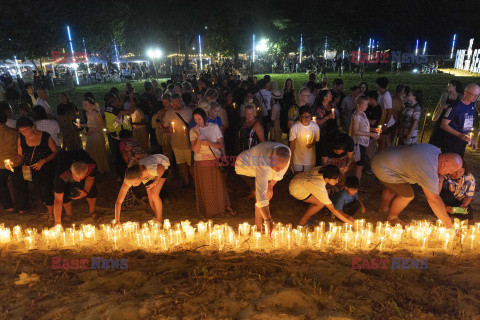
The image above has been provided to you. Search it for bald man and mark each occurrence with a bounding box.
[372,144,462,228]
[440,83,480,157]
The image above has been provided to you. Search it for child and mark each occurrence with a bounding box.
[289,105,320,173]
[331,176,365,219]
[289,165,355,226]
[440,161,475,220]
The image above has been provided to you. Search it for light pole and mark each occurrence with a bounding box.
[66,25,80,85]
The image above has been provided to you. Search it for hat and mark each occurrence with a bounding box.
[271,90,283,100]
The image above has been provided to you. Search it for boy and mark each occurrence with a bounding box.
[331,176,365,219]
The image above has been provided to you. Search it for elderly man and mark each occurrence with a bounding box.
[235,142,291,237]
[36,87,55,119]
[440,83,480,157]
[53,150,99,226]
[372,143,462,228]
[163,93,193,187]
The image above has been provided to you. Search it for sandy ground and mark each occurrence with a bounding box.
[1,148,480,319]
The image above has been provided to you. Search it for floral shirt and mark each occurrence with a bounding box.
[398,102,421,145]
[443,172,475,200]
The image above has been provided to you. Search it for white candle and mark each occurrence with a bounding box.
[4,159,13,172]
[171,122,175,133]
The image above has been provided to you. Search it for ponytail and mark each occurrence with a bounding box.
[318,164,341,180]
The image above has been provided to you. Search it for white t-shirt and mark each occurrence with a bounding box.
[138,154,170,184]
[35,119,61,146]
[255,89,271,116]
[36,98,54,118]
[378,91,395,128]
[189,123,222,161]
[289,167,332,204]
[352,111,370,147]
[289,121,320,166]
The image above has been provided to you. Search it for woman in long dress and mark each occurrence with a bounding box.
[82,97,109,174]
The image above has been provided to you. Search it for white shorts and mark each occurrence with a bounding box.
[293,164,313,172]
[289,180,311,201]
[173,148,192,166]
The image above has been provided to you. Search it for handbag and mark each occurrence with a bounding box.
[22,145,36,182]
[209,146,228,173]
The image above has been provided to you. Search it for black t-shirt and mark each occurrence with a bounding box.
[366,104,382,127]
[54,150,98,194]
[320,131,354,158]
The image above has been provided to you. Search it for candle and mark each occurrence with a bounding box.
[75,118,80,127]
[4,159,13,172]
[233,102,236,109]
[306,134,310,144]
[183,126,186,133]
[171,122,175,133]
[377,125,382,134]
[312,116,316,121]
[331,108,335,119]
[163,219,171,230]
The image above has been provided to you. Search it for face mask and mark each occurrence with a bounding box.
[248,99,253,103]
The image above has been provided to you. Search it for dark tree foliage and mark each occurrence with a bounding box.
[1,0,480,61]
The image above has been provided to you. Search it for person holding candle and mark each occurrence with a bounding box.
[17,117,59,221]
[53,150,99,225]
[289,165,354,226]
[439,161,475,221]
[0,109,28,212]
[235,142,291,238]
[313,89,336,139]
[350,96,380,182]
[238,104,265,153]
[114,154,170,227]
[372,143,463,227]
[190,108,236,217]
[289,105,320,174]
[56,93,82,151]
[81,97,109,174]
[162,93,193,188]
[439,83,480,157]
[397,90,422,145]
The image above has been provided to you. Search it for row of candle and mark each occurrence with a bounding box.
[0,219,479,253]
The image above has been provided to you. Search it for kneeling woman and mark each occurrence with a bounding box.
[114,154,170,226]
[289,165,355,226]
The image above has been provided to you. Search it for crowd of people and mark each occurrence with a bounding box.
[0,71,478,237]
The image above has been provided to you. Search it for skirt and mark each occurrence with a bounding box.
[194,160,230,217]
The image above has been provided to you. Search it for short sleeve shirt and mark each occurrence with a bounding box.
[289,167,332,205]
[289,121,320,166]
[371,144,441,194]
[444,100,476,135]
[333,189,358,211]
[189,123,223,161]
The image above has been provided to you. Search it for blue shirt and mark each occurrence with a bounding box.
[444,100,475,136]
[333,189,358,211]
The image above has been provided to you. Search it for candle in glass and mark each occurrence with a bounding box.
[4,159,13,172]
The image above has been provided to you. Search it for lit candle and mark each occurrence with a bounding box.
[377,125,382,134]
[75,118,80,127]
[306,134,310,144]
[183,126,186,133]
[331,108,335,119]
[171,121,175,133]
[163,219,171,230]
[312,116,317,122]
[4,159,13,172]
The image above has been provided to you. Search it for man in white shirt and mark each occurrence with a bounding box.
[36,87,55,119]
[235,142,291,237]
[376,77,394,151]
[163,93,193,187]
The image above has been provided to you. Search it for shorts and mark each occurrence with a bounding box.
[144,169,169,187]
[63,180,98,203]
[380,181,414,198]
[173,148,192,166]
[293,164,314,172]
[289,181,311,201]
[355,145,368,167]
